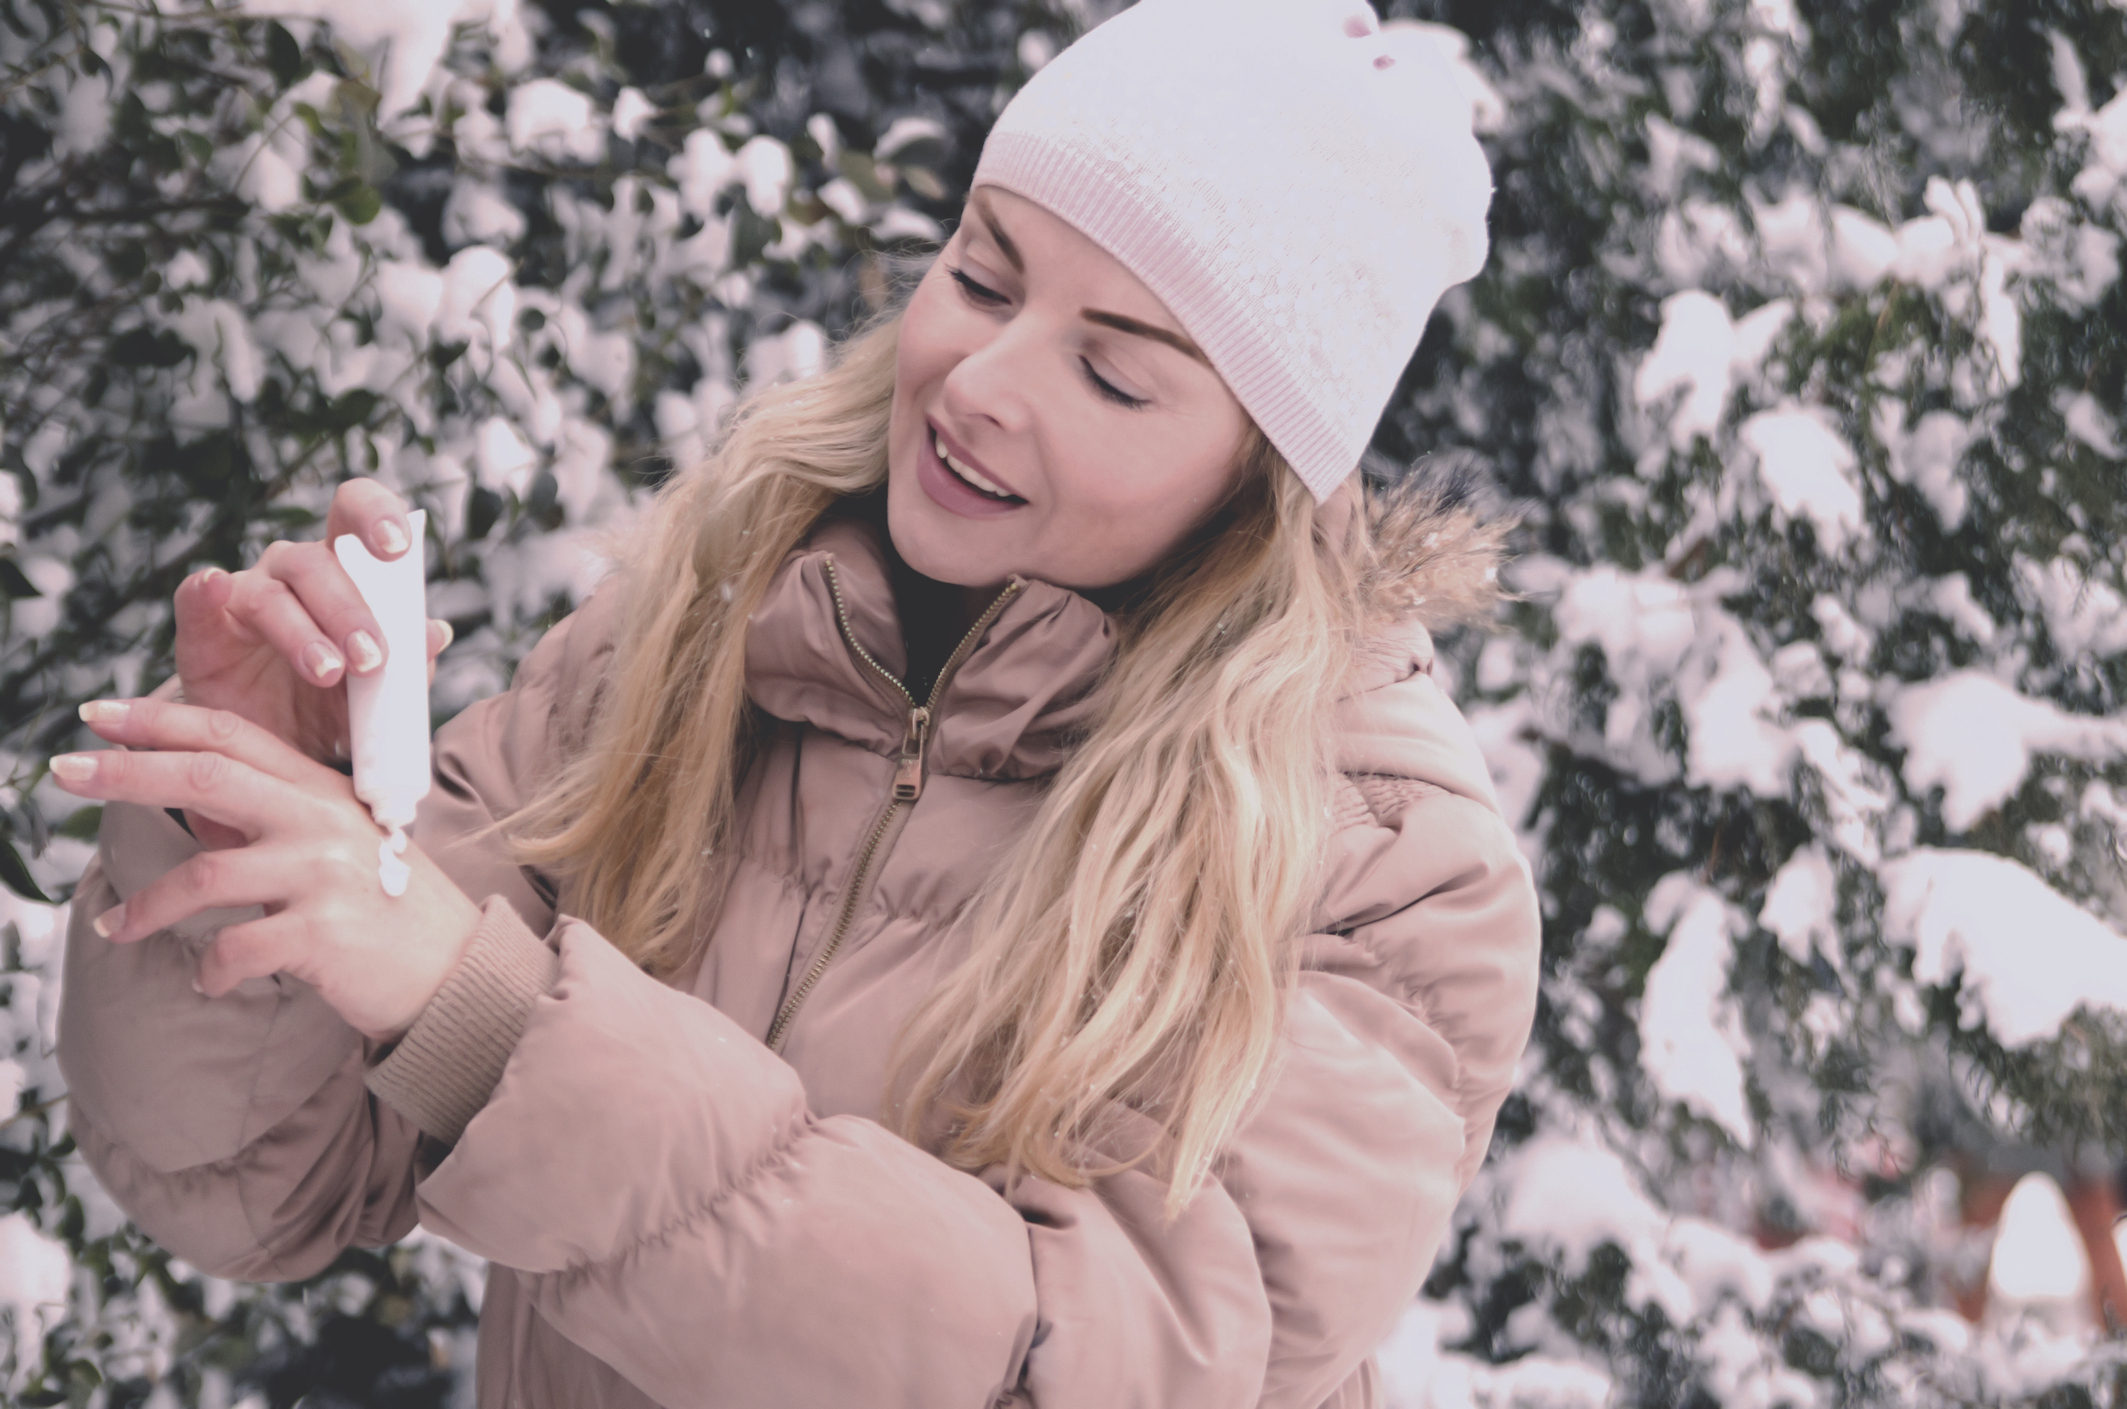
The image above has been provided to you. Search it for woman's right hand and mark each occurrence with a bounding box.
[174,479,448,768]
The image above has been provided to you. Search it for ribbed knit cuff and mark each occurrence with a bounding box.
[365,896,561,1146]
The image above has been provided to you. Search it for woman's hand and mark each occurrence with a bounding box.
[176,478,447,766]
[52,696,484,1044]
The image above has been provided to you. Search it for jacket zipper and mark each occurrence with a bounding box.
[764,566,1025,1052]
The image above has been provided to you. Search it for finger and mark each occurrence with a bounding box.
[324,478,417,564]
[91,841,312,947]
[427,617,453,661]
[196,911,313,997]
[77,696,343,791]
[173,564,236,640]
[240,539,384,683]
[48,747,302,840]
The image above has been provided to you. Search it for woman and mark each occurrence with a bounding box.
[53,1,1539,1405]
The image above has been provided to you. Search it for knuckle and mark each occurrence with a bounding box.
[186,751,226,791]
[183,851,223,898]
[206,708,243,743]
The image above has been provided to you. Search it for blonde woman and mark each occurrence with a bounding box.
[52,2,1540,1404]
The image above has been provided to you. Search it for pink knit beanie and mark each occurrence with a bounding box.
[972,0,1494,502]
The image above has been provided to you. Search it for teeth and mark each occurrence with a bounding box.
[935,431,1016,499]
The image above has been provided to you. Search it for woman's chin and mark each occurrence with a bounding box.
[884,477,1013,588]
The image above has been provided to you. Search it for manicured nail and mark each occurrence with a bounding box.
[93,903,126,939]
[49,753,96,781]
[374,519,410,556]
[430,618,454,650]
[346,630,383,674]
[79,700,130,725]
[303,641,343,681]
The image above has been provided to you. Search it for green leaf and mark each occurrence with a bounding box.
[54,807,99,842]
[107,326,191,368]
[336,182,383,225]
[467,485,504,542]
[0,840,51,904]
[265,21,306,89]
[0,557,38,599]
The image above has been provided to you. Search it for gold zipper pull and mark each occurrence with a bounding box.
[892,706,931,801]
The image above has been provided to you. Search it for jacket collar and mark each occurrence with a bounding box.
[744,519,1116,781]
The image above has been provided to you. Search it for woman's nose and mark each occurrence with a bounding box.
[939,315,1037,435]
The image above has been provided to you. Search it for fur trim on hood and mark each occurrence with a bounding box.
[1357,460,1517,631]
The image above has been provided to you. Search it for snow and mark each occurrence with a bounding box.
[874,116,950,161]
[1502,1134,1669,1268]
[1677,612,1794,796]
[507,79,603,163]
[2067,85,2127,220]
[734,136,794,217]
[1987,1174,2090,1313]
[1886,671,2127,830]
[1873,403,1971,528]
[1738,406,1865,553]
[2057,390,2121,457]
[612,87,655,143]
[1926,573,1996,645]
[443,179,527,248]
[0,1211,72,1390]
[670,130,738,220]
[1634,291,1733,445]
[54,71,113,159]
[372,260,445,344]
[236,0,528,121]
[2019,556,2127,660]
[1881,848,2127,1045]
[1761,844,1837,968]
[1639,874,1754,1145]
[475,416,537,496]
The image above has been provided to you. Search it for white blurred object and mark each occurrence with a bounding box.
[1987,1174,2091,1326]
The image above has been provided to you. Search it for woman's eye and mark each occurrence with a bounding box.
[1081,359,1148,410]
[948,267,1007,305]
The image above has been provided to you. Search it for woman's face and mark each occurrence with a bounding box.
[886,186,1251,592]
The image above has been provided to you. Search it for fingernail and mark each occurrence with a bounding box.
[191,973,205,995]
[374,519,410,556]
[303,641,343,681]
[93,903,126,939]
[49,753,96,781]
[79,700,130,725]
[346,630,383,674]
[431,618,454,650]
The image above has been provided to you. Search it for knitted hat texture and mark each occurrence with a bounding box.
[973,0,1494,501]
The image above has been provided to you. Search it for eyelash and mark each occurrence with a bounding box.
[946,265,1149,411]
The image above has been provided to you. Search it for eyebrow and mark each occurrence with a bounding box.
[968,191,1208,366]
[1081,309,1210,365]
[969,192,1024,273]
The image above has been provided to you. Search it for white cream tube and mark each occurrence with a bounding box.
[333,510,432,848]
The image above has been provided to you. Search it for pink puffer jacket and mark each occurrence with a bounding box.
[59,514,1539,1408]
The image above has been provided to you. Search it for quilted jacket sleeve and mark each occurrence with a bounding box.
[384,654,1539,1408]
[54,591,609,1280]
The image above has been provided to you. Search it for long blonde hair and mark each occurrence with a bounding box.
[514,310,1380,1217]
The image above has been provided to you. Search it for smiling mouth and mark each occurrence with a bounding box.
[933,428,1025,502]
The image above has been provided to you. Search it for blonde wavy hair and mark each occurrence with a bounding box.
[513,310,1392,1218]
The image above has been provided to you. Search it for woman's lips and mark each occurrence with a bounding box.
[917,422,1028,519]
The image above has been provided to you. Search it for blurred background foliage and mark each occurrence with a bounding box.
[4,0,2127,1404]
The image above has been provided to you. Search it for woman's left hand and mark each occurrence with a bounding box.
[51,696,484,1044]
